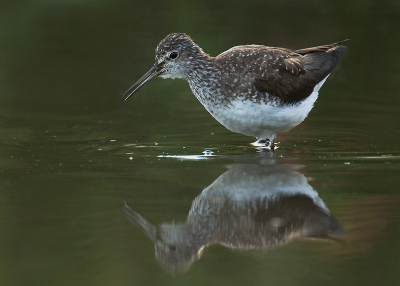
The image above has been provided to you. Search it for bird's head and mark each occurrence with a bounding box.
[123,33,206,100]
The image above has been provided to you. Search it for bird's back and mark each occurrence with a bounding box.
[214,42,346,104]
[238,42,347,105]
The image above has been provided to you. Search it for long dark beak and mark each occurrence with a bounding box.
[123,61,164,101]
[123,202,156,242]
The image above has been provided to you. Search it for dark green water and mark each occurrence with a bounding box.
[1,1,399,285]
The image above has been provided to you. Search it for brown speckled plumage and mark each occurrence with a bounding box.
[123,33,347,147]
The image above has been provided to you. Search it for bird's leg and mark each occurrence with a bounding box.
[252,138,275,150]
[257,138,268,146]
[258,138,272,147]
[265,139,276,150]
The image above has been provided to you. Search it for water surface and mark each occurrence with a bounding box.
[0,1,399,285]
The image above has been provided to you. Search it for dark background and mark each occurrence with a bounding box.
[0,1,399,285]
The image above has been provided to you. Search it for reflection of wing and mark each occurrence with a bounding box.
[253,42,347,104]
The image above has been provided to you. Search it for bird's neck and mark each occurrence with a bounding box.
[185,57,224,107]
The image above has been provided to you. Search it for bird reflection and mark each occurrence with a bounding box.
[124,161,345,274]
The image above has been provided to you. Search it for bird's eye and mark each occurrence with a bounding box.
[169,51,179,59]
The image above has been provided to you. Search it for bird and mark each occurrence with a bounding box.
[123,33,347,149]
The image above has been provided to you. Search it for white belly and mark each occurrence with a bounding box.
[198,77,328,140]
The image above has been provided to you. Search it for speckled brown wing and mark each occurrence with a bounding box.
[254,43,347,104]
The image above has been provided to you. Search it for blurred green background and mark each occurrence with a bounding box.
[0,0,399,285]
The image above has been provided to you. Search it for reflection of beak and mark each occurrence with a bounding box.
[123,61,165,101]
[123,202,156,241]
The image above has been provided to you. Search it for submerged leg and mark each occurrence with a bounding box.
[251,138,276,150]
